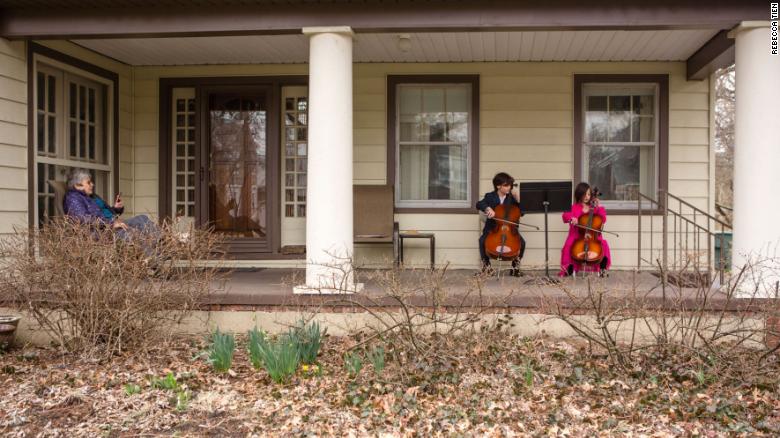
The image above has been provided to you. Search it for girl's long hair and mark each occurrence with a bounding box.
[573,182,591,204]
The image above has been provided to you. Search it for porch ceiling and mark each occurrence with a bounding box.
[72,29,720,66]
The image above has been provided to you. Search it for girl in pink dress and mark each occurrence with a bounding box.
[559,182,612,277]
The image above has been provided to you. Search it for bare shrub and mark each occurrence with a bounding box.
[295,255,520,384]
[540,258,780,381]
[0,218,227,358]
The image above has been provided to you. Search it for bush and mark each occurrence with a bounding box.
[540,258,780,380]
[0,218,226,358]
[248,331,300,383]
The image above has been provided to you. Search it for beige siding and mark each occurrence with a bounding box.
[0,39,27,234]
[131,61,711,270]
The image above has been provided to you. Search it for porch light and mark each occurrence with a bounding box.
[398,34,412,52]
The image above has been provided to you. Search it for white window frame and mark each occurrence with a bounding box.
[32,54,115,226]
[581,82,660,210]
[394,82,473,209]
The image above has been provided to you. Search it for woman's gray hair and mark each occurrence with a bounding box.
[67,168,92,190]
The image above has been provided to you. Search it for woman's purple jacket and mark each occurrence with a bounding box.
[63,189,113,226]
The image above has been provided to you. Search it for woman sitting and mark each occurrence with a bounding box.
[63,168,158,247]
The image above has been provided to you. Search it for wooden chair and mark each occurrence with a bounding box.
[46,180,68,219]
[353,185,399,265]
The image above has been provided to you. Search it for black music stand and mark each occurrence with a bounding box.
[519,181,572,280]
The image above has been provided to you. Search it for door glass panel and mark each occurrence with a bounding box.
[209,94,267,240]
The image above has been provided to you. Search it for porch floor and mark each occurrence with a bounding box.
[206,268,739,310]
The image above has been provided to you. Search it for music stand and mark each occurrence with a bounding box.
[519,181,572,280]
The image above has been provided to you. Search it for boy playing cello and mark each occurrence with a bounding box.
[476,172,526,276]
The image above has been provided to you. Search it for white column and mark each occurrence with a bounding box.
[295,26,361,294]
[728,21,780,296]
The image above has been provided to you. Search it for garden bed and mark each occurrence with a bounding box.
[1,333,779,436]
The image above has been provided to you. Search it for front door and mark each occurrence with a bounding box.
[202,88,273,254]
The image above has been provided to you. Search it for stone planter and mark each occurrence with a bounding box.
[0,315,21,349]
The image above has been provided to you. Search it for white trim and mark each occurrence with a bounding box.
[580,82,660,203]
[302,26,354,37]
[727,21,771,38]
[393,82,473,209]
[36,156,111,172]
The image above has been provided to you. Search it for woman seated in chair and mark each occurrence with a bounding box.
[63,168,158,244]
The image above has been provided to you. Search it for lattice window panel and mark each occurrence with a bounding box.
[36,163,56,226]
[67,78,102,162]
[36,71,57,157]
[172,89,196,218]
[283,96,308,218]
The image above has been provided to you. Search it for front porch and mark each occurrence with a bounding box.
[1,0,777,297]
[207,268,741,310]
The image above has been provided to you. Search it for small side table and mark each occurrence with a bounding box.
[398,232,436,269]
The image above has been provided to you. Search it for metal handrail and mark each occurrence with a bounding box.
[637,190,732,284]
[666,191,730,230]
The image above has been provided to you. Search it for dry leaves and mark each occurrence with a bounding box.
[0,333,779,437]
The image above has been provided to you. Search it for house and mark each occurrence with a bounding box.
[0,1,776,294]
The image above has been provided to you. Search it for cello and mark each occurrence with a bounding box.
[483,203,524,260]
[483,200,540,261]
[570,187,605,266]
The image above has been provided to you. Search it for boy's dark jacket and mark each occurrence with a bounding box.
[476,191,523,232]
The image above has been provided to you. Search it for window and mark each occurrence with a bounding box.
[388,76,479,211]
[575,75,668,210]
[171,88,196,218]
[282,91,308,218]
[32,52,115,227]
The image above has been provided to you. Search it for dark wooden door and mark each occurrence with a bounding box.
[199,87,274,254]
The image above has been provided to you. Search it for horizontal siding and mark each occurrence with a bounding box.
[0,98,27,125]
[133,61,711,269]
[0,39,27,234]
[0,143,27,168]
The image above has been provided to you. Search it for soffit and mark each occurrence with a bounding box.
[70,29,720,66]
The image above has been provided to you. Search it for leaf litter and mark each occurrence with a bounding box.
[1,334,779,437]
